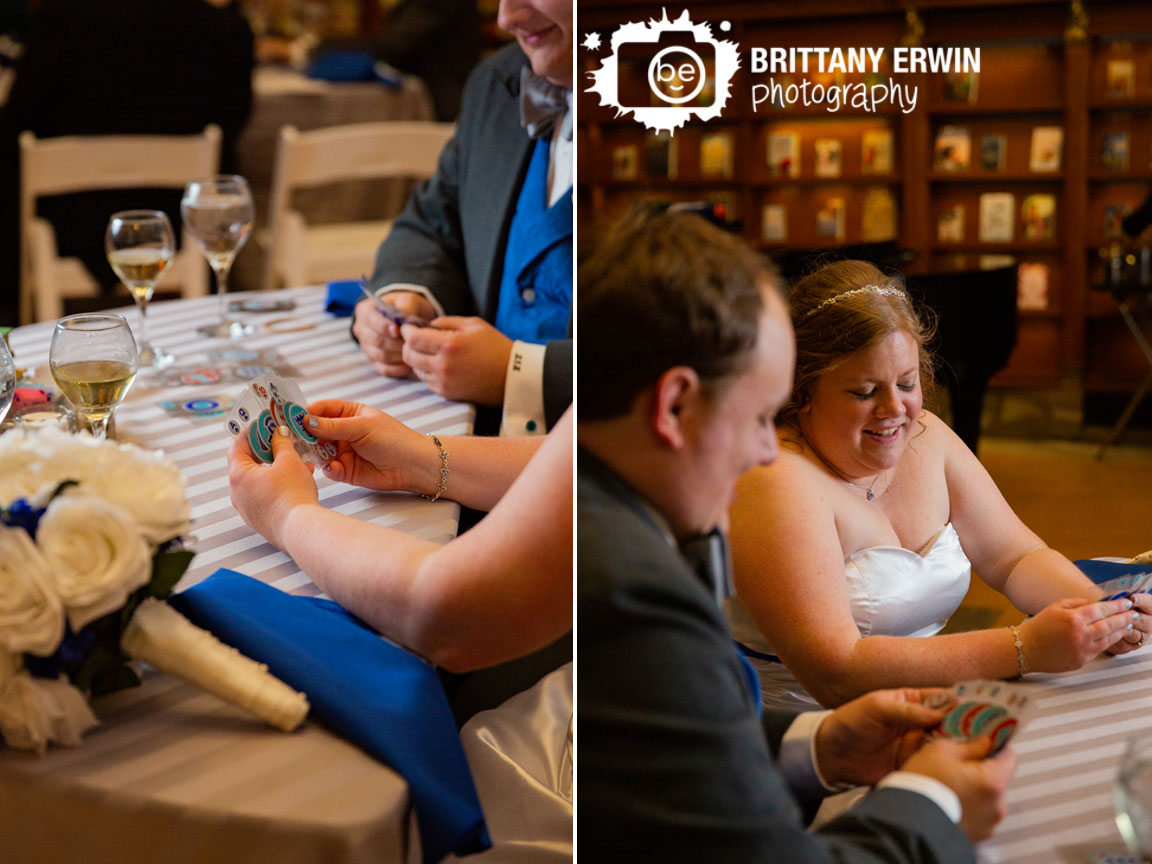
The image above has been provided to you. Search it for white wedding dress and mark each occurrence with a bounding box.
[726,523,973,709]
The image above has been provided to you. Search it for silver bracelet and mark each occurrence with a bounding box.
[1008,624,1026,677]
[422,433,449,502]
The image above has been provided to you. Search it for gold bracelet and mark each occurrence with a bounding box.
[1008,624,1026,677]
[422,433,449,502]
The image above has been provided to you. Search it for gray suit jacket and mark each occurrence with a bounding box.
[371,43,572,429]
[577,446,975,863]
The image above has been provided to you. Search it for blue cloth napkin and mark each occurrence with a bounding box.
[170,569,491,864]
[325,279,363,317]
[306,50,403,88]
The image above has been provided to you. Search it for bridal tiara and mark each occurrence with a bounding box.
[798,284,908,321]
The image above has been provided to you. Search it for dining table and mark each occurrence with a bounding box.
[231,65,435,293]
[0,284,474,864]
[978,646,1152,864]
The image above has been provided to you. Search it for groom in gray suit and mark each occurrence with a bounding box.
[354,0,572,437]
[577,208,1016,863]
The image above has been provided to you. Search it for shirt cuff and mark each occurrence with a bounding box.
[499,341,547,437]
[876,772,963,824]
[377,283,445,319]
[779,710,841,799]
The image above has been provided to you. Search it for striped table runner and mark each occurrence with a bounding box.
[979,650,1152,863]
[7,285,474,594]
[0,286,474,864]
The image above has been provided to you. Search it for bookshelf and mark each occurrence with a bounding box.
[577,0,1152,398]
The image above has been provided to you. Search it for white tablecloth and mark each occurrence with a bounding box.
[0,285,474,864]
[979,649,1152,864]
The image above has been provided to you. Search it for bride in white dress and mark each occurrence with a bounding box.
[726,260,1150,710]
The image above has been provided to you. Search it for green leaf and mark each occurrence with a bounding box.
[149,549,195,599]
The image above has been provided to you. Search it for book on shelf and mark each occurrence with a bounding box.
[815,197,846,241]
[943,71,979,104]
[611,144,639,180]
[937,204,965,243]
[645,131,679,180]
[767,130,800,177]
[861,188,897,242]
[934,126,971,171]
[1102,132,1130,171]
[1104,203,1132,239]
[978,192,1015,242]
[761,204,787,242]
[1106,59,1136,99]
[861,129,893,174]
[1017,262,1050,310]
[814,138,843,177]
[1029,126,1063,172]
[700,131,735,179]
[1021,194,1056,241]
[979,135,1006,171]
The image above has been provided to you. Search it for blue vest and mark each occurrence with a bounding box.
[494,137,572,344]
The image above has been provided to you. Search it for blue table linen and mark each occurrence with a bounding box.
[325,279,363,317]
[169,569,491,864]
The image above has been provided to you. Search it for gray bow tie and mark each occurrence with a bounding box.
[519,67,570,140]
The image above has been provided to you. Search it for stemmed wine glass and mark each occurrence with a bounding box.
[49,313,139,440]
[105,210,175,368]
[181,175,254,339]
[1116,734,1152,862]
[0,336,14,428]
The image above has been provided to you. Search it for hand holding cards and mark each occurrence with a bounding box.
[925,680,1035,756]
[358,279,437,329]
[224,375,337,466]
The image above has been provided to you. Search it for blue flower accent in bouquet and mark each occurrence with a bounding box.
[0,427,308,754]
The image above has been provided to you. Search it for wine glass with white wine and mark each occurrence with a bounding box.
[105,209,175,368]
[1116,734,1152,863]
[181,174,254,339]
[49,314,139,440]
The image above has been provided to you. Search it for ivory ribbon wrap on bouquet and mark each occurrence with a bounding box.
[121,598,309,732]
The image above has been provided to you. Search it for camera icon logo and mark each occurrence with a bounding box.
[585,10,740,134]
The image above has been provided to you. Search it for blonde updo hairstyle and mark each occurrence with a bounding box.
[779,260,936,432]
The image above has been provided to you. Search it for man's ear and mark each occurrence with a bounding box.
[650,366,701,449]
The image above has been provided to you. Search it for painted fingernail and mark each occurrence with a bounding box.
[1135,611,1142,620]
[278,425,290,437]
[308,416,319,428]
[1127,600,1135,609]
[1129,623,1135,629]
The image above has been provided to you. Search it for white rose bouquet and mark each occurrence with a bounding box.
[0,426,308,754]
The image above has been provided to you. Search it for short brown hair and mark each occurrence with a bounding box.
[779,259,935,429]
[578,207,780,420]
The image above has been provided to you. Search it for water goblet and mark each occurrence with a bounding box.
[1116,734,1152,862]
[105,209,175,368]
[49,313,139,440]
[181,174,254,339]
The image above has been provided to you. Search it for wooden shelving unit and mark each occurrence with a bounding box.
[577,0,1152,395]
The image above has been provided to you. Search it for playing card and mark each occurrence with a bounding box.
[223,376,336,467]
[925,680,1035,756]
[1096,569,1152,602]
[158,394,235,420]
[358,279,435,329]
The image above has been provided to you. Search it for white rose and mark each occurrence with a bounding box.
[0,666,98,754]
[37,496,152,631]
[0,524,65,656]
[0,428,190,546]
[89,445,190,545]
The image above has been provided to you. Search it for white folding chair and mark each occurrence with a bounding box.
[18,125,221,323]
[262,121,454,291]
